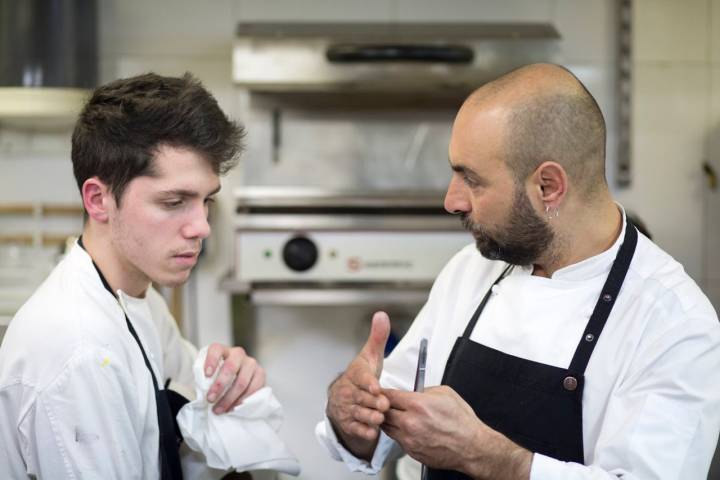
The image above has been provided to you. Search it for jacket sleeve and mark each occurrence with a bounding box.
[21,346,155,479]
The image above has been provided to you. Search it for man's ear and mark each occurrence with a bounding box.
[81,177,113,223]
[531,161,568,208]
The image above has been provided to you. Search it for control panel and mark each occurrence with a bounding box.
[235,230,472,282]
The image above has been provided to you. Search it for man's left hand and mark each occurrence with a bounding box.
[381,386,532,480]
[203,343,266,414]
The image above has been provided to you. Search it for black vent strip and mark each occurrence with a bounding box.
[237,206,450,215]
[326,44,474,63]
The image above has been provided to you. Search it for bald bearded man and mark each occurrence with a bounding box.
[316,64,720,479]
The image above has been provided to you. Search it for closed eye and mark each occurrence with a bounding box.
[451,164,484,189]
[162,199,185,209]
[462,174,480,188]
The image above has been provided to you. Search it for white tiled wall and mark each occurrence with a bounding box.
[705,66,720,287]
[619,63,709,279]
[634,0,709,63]
[392,0,553,22]
[615,0,720,301]
[236,0,392,21]
[552,0,616,63]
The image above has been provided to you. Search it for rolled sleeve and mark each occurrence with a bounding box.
[315,415,398,474]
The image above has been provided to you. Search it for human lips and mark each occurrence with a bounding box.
[172,250,200,266]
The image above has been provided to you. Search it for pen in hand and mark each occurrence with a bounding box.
[414,338,429,480]
[414,338,428,393]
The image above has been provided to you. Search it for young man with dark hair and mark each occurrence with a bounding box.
[0,73,264,479]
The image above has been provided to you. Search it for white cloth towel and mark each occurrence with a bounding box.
[177,347,301,475]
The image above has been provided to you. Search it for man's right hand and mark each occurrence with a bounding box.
[326,311,391,461]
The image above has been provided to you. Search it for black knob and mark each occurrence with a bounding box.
[282,236,318,272]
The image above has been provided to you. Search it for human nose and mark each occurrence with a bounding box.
[182,203,211,239]
[444,174,471,215]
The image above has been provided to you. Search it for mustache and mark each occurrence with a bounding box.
[460,213,480,234]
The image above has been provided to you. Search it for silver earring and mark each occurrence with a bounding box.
[545,205,559,219]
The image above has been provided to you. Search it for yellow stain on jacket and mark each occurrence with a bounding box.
[100,357,110,368]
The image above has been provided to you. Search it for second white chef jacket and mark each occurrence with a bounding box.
[0,242,214,479]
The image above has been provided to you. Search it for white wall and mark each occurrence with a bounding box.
[615,0,720,307]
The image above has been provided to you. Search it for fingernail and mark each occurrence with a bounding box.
[213,406,222,414]
[207,392,216,402]
[205,366,212,376]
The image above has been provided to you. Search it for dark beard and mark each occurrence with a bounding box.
[461,188,554,266]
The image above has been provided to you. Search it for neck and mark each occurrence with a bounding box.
[82,224,150,298]
[532,196,622,278]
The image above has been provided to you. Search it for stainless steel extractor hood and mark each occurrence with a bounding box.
[0,0,97,128]
[232,22,561,93]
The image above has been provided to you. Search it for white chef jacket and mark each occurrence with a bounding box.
[0,242,216,479]
[316,217,720,479]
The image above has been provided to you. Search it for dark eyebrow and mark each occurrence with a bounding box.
[158,184,221,198]
[449,162,476,177]
[448,156,468,174]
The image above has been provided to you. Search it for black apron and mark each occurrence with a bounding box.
[427,220,638,479]
[79,238,185,480]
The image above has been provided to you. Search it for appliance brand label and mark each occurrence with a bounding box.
[347,257,413,271]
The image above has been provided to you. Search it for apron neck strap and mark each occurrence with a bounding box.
[77,236,116,298]
[568,220,638,375]
[77,235,162,392]
[461,263,513,339]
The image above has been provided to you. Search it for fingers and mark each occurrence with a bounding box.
[230,362,267,411]
[213,356,266,414]
[380,407,412,449]
[323,314,392,448]
[346,420,382,442]
[381,388,413,410]
[206,346,246,403]
[329,376,387,416]
[360,311,391,371]
[203,342,227,377]
[347,363,383,395]
[352,404,385,426]
[354,387,390,413]
[327,374,389,440]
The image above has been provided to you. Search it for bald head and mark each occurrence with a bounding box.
[461,63,607,198]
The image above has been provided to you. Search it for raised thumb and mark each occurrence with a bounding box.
[361,311,391,367]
